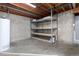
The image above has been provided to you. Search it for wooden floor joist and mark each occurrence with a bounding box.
[0,3,79,19]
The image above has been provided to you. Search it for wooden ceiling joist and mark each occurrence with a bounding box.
[9,3,48,17]
[0,5,40,19]
[73,7,79,13]
[0,3,79,19]
[38,4,50,13]
[0,3,42,19]
[72,3,76,9]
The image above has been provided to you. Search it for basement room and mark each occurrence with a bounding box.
[0,3,79,56]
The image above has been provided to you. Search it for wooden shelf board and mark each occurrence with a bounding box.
[32,32,52,36]
[32,17,57,23]
[32,27,57,30]
[32,27,51,29]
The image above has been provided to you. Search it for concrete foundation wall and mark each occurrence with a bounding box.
[0,12,31,42]
[58,11,74,44]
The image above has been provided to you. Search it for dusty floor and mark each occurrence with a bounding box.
[0,38,79,56]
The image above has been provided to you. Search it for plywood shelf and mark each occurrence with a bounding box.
[32,32,52,36]
[32,27,57,30]
[32,16,57,23]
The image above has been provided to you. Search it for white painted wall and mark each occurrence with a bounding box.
[0,12,31,42]
[0,18,10,51]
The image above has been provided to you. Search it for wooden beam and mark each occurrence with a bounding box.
[73,7,79,13]
[0,5,40,19]
[72,3,76,9]
[46,3,53,8]
[41,3,51,9]
[38,5,49,13]
[36,7,49,16]
[56,4,79,14]
[10,3,47,17]
[36,4,50,16]
[39,3,50,13]
[0,3,43,19]
[68,3,73,9]
[76,3,79,7]
[52,3,63,13]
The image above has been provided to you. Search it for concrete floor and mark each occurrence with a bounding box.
[0,38,79,56]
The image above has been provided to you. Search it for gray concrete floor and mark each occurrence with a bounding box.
[0,38,79,56]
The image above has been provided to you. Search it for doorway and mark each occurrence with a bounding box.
[74,15,79,44]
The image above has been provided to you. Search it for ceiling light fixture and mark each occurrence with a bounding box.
[25,3,36,8]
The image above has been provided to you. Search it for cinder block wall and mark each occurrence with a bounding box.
[58,11,74,44]
[0,12,31,42]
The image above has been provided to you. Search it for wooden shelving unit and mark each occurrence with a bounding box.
[31,15,58,43]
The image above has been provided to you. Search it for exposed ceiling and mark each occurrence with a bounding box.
[0,3,79,19]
